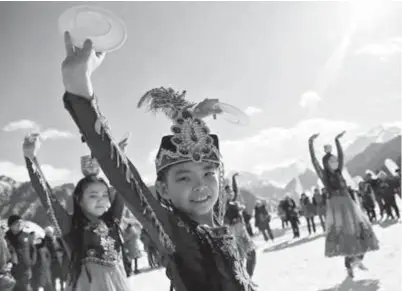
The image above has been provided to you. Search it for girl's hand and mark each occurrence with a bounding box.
[309,133,319,142]
[61,31,106,99]
[23,133,41,159]
[335,131,346,140]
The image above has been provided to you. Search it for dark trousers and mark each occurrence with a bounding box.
[12,270,32,291]
[305,217,316,234]
[364,207,376,222]
[316,213,325,231]
[289,217,300,238]
[245,223,254,237]
[259,223,274,241]
[375,197,385,217]
[246,250,257,278]
[344,254,364,269]
[384,198,400,219]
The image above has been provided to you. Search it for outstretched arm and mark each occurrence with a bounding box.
[25,156,71,238]
[335,137,344,171]
[231,173,239,202]
[63,93,174,255]
[308,135,324,181]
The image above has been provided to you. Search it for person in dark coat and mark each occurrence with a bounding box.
[42,227,65,291]
[0,226,15,291]
[300,194,316,235]
[365,173,385,219]
[377,172,400,220]
[312,188,326,231]
[31,237,55,291]
[278,200,289,229]
[282,196,300,238]
[5,215,34,291]
[254,200,274,242]
[359,182,376,223]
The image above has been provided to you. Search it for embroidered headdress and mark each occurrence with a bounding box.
[137,87,226,222]
[137,87,222,173]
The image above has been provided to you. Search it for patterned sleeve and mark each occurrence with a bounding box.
[335,137,344,171]
[308,139,324,182]
[25,157,71,238]
[63,92,175,255]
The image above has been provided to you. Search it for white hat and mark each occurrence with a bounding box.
[59,5,127,52]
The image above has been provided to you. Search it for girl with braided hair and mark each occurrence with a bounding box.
[308,131,379,278]
[23,133,130,291]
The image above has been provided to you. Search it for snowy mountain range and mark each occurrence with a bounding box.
[255,123,401,187]
[0,123,400,224]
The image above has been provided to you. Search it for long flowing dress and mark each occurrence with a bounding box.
[25,158,130,291]
[309,138,379,257]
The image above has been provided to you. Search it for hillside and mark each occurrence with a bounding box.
[346,135,401,177]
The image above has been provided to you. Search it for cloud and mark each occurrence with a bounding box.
[148,148,159,165]
[299,91,321,110]
[3,119,74,140]
[41,129,74,140]
[356,41,401,57]
[3,120,39,132]
[220,118,360,174]
[244,107,262,116]
[0,161,78,184]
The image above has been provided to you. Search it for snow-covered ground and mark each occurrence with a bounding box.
[128,204,401,291]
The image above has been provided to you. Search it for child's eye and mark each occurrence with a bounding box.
[205,172,216,177]
[177,177,190,182]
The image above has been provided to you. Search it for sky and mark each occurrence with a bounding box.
[0,1,400,185]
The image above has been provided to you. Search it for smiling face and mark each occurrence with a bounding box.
[327,155,339,171]
[78,181,111,218]
[158,161,219,220]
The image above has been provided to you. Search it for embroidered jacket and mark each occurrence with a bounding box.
[63,92,256,291]
[25,157,125,267]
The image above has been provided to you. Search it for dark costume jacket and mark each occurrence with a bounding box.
[62,92,256,291]
[25,156,125,282]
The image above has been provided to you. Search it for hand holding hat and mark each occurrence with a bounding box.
[62,32,105,99]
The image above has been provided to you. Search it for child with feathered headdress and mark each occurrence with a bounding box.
[60,32,256,291]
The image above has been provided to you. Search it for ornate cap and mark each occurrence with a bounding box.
[137,87,222,173]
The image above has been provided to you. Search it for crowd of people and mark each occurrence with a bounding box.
[0,32,400,291]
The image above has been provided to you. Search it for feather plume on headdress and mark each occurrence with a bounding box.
[137,87,196,119]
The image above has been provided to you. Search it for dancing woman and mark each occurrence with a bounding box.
[308,131,379,278]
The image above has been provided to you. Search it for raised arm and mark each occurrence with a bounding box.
[61,33,174,255]
[63,93,174,255]
[105,187,125,223]
[23,135,71,238]
[231,173,239,202]
[308,134,324,181]
[335,131,346,171]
